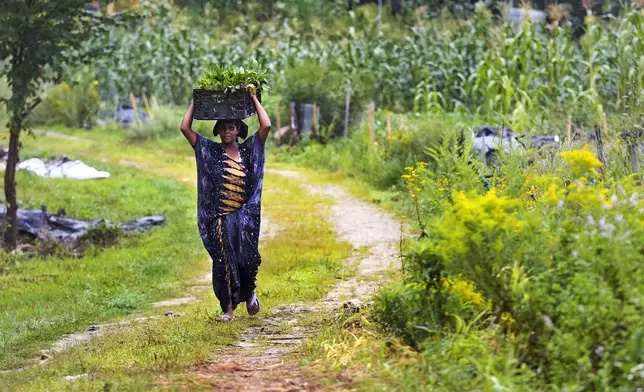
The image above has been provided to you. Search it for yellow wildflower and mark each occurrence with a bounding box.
[559,148,603,178]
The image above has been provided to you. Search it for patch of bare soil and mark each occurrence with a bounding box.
[187,305,337,391]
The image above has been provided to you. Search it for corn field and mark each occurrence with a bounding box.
[94,1,644,133]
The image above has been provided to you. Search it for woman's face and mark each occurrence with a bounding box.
[218,122,238,144]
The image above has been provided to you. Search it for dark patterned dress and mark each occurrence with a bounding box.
[193,132,265,313]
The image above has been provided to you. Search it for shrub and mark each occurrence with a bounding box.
[377,143,644,389]
[375,274,489,350]
[125,106,182,142]
[279,114,479,192]
[277,60,375,139]
[32,67,101,129]
[518,177,644,388]
[374,282,434,348]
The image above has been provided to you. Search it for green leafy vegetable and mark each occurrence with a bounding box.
[192,64,269,92]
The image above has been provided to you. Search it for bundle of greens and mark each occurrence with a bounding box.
[192,65,268,92]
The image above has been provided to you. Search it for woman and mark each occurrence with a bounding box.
[180,85,271,322]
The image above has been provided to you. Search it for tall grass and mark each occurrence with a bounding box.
[124,106,183,142]
[273,112,480,191]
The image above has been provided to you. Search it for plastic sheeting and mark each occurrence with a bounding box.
[472,126,562,154]
[472,126,524,158]
[18,156,110,180]
[0,205,164,244]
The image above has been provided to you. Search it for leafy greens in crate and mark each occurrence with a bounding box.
[192,65,269,92]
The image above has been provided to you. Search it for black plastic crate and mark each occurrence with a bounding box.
[192,88,262,120]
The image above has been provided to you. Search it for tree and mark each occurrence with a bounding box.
[0,0,114,248]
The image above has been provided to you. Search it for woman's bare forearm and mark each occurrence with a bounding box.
[180,102,197,147]
[251,94,271,143]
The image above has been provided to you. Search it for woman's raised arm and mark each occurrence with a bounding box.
[248,85,271,144]
[180,102,198,147]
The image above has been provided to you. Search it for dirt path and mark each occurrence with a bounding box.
[33,129,94,143]
[187,169,402,391]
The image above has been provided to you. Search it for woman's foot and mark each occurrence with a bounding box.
[216,302,235,322]
[215,313,235,322]
[246,292,260,315]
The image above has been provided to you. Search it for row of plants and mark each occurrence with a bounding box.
[84,2,644,133]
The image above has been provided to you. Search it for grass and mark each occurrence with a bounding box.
[264,161,420,238]
[255,172,353,306]
[303,305,533,392]
[0,157,202,372]
[14,155,186,222]
[0,125,352,390]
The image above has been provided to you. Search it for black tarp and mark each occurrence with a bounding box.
[0,205,164,244]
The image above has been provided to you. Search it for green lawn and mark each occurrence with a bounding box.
[0,157,203,371]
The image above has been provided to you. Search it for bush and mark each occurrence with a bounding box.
[374,282,438,348]
[375,276,488,350]
[277,113,478,191]
[125,106,182,142]
[380,144,644,389]
[32,67,101,129]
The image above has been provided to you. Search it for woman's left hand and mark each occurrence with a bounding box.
[246,84,257,96]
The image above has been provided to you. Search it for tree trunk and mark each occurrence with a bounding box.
[3,125,21,249]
